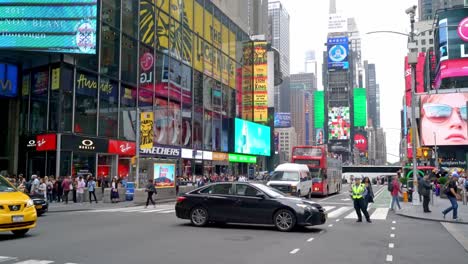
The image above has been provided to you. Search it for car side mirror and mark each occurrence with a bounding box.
[256,193,266,199]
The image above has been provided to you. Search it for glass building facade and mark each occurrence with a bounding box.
[0,0,260,183]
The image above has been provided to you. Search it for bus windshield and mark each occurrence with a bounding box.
[270,171,300,181]
[293,148,322,157]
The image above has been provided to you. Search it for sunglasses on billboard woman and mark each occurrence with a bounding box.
[422,103,467,123]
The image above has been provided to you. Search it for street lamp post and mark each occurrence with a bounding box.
[433,132,439,168]
[407,5,420,206]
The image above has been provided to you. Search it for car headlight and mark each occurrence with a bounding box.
[296,204,309,209]
[291,186,297,191]
[26,199,34,208]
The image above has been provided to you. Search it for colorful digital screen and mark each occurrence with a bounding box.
[328,106,350,140]
[0,64,18,98]
[420,92,468,146]
[0,0,97,54]
[315,128,325,145]
[353,88,367,127]
[153,163,175,188]
[234,118,271,156]
[435,9,468,62]
[327,37,349,70]
[274,112,291,128]
[314,91,325,128]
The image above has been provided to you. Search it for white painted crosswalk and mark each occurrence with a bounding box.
[83,204,176,215]
[324,205,390,221]
[0,257,77,264]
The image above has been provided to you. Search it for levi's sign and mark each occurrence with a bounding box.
[140,145,181,157]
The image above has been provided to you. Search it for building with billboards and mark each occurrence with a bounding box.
[0,0,270,184]
[290,72,315,146]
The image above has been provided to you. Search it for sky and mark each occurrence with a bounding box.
[279,0,418,163]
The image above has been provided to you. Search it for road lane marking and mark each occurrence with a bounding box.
[391,227,396,230]
[322,206,336,212]
[319,230,325,234]
[13,260,54,264]
[344,210,358,219]
[392,220,396,224]
[307,238,314,242]
[140,208,171,213]
[390,234,395,238]
[389,243,394,248]
[370,208,389,220]
[0,256,15,263]
[336,219,340,222]
[328,224,333,227]
[327,206,352,218]
[159,209,176,214]
[386,255,393,262]
[289,248,300,254]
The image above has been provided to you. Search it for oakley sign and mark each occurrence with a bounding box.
[79,139,95,150]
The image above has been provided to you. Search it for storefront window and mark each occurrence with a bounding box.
[28,152,46,177]
[20,72,30,134]
[49,66,73,132]
[122,0,138,37]
[46,152,56,177]
[73,152,96,178]
[99,78,119,138]
[156,8,170,52]
[60,151,71,176]
[212,112,221,151]
[203,111,212,150]
[222,116,229,152]
[181,65,192,148]
[139,0,155,47]
[30,68,49,133]
[154,97,168,145]
[102,0,121,29]
[75,72,98,135]
[118,157,131,179]
[121,35,138,84]
[101,26,120,78]
[193,70,203,149]
[119,85,136,140]
[97,154,114,180]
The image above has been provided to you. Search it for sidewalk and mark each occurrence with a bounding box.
[396,196,468,224]
[48,198,175,213]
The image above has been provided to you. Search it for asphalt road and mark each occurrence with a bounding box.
[0,185,467,264]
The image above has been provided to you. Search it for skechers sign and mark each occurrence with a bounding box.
[0,64,18,98]
[0,1,97,54]
[140,145,181,158]
[327,37,349,70]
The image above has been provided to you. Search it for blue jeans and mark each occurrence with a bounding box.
[442,196,458,219]
[391,195,401,210]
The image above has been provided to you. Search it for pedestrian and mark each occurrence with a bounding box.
[88,176,98,203]
[62,176,72,204]
[145,179,157,208]
[363,176,374,208]
[389,175,402,211]
[418,173,424,202]
[30,175,40,196]
[56,176,63,203]
[46,176,53,202]
[349,175,371,223]
[110,178,119,203]
[72,177,77,203]
[421,175,432,213]
[38,178,47,199]
[77,176,85,203]
[442,173,462,221]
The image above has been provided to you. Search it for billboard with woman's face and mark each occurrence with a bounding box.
[420,92,468,146]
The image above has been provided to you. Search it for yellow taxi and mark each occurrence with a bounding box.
[0,176,37,236]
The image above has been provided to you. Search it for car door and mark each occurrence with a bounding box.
[233,184,279,224]
[201,183,237,221]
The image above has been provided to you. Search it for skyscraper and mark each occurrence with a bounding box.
[364,60,380,128]
[268,1,290,113]
[290,73,316,145]
[418,0,465,20]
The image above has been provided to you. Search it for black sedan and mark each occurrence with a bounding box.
[175,182,326,232]
[29,194,48,216]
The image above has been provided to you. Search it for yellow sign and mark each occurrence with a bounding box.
[194,1,203,36]
[22,74,30,96]
[229,31,236,59]
[252,42,268,122]
[213,15,222,49]
[193,35,203,72]
[51,68,60,90]
[204,8,212,42]
[229,59,236,88]
[140,1,155,46]
[222,24,229,54]
[140,112,154,150]
[213,49,221,81]
[221,54,229,85]
[203,42,213,76]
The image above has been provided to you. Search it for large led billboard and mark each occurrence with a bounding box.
[353,88,367,127]
[274,112,291,128]
[420,92,468,146]
[328,106,350,140]
[234,118,271,156]
[0,0,97,54]
[435,8,468,62]
[327,37,349,70]
[252,41,268,122]
[314,91,325,128]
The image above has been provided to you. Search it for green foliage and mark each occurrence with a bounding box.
[399,177,408,185]
[438,176,448,185]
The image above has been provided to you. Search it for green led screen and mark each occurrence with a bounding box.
[314,91,325,128]
[353,88,367,127]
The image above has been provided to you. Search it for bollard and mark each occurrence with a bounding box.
[403,191,408,203]
[431,189,434,206]
[464,189,467,206]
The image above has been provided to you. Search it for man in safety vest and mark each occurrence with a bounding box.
[350,175,372,223]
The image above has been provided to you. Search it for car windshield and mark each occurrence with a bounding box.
[0,177,17,193]
[270,171,300,181]
[251,183,285,198]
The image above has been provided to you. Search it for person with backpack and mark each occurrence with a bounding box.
[442,173,462,221]
[389,175,402,211]
[145,179,157,208]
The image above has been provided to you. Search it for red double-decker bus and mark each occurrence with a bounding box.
[291,145,342,196]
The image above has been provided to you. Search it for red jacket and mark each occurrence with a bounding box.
[62,179,71,191]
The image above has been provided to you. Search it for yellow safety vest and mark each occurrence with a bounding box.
[352,184,365,199]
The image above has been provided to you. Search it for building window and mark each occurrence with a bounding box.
[30,68,49,133]
[121,35,137,84]
[75,72,98,135]
[422,47,426,52]
[119,85,136,140]
[49,65,73,132]
[101,26,120,78]
[429,39,433,44]
[98,78,119,138]
[421,39,426,45]
[102,0,121,29]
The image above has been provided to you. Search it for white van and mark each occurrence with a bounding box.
[267,163,312,198]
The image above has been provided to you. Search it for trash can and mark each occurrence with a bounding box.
[125,182,135,201]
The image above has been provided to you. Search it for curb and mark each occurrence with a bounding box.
[396,211,468,225]
[47,199,176,213]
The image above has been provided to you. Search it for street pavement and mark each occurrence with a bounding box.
[1,184,467,264]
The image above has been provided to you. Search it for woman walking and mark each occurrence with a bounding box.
[390,175,402,211]
[145,179,157,208]
[363,176,374,208]
[110,178,120,203]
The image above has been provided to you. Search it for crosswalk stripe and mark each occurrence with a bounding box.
[140,208,172,213]
[159,209,175,214]
[327,206,352,218]
[370,208,389,220]
[13,260,54,264]
[0,256,15,263]
[344,210,359,219]
[322,206,336,212]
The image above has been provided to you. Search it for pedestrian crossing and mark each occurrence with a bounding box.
[84,204,176,215]
[0,256,77,264]
[323,205,391,221]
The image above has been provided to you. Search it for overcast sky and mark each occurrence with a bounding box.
[279,0,418,163]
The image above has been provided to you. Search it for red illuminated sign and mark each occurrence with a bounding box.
[108,140,136,156]
[36,134,57,151]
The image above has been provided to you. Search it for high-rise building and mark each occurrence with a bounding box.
[414,20,434,53]
[268,1,290,113]
[290,73,316,145]
[364,61,380,128]
[418,0,465,20]
[275,127,297,163]
[367,127,387,165]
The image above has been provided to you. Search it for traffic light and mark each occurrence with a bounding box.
[416,147,423,159]
[416,147,431,159]
[422,148,430,159]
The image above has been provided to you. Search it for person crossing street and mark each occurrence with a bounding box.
[349,175,371,223]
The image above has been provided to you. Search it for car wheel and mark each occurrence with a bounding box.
[274,209,296,232]
[11,229,29,237]
[190,207,209,227]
